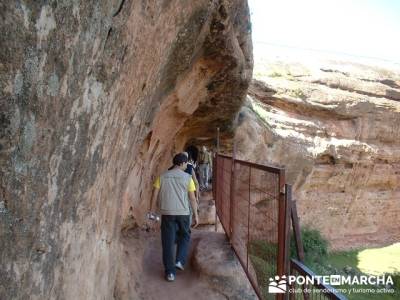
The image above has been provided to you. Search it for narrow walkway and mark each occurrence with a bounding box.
[139,231,225,300]
[117,187,256,300]
[117,189,224,299]
[139,188,224,300]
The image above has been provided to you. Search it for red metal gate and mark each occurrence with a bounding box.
[214,154,290,300]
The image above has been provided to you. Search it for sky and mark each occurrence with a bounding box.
[248,0,400,63]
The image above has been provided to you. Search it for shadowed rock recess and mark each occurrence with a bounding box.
[0,1,252,299]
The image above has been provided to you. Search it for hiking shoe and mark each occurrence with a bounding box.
[166,273,175,282]
[175,261,184,271]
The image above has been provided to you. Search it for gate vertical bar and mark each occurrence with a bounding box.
[216,127,220,153]
[213,155,218,231]
[214,128,220,232]
[291,198,305,262]
[213,155,217,202]
[277,169,286,300]
[289,261,295,300]
[229,140,237,238]
[247,167,251,271]
[285,184,292,296]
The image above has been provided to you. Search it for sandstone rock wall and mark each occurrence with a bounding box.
[235,60,400,250]
[0,1,252,299]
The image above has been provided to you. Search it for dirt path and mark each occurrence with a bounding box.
[116,188,233,299]
[139,188,226,299]
[139,230,225,300]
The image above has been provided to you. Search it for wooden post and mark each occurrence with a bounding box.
[277,170,286,300]
[285,184,292,300]
[291,197,305,262]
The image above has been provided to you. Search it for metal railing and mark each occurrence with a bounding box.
[213,153,346,300]
[214,154,289,300]
[288,201,346,300]
[289,259,347,300]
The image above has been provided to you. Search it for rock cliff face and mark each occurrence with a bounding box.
[0,1,252,299]
[235,59,400,250]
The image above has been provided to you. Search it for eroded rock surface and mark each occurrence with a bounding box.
[0,1,252,299]
[235,59,400,250]
[192,231,257,300]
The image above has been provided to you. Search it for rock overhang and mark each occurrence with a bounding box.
[0,1,253,298]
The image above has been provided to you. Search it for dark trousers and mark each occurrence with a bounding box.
[161,215,191,276]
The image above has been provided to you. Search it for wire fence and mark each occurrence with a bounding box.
[214,154,288,300]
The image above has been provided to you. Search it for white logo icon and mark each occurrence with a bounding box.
[268,275,287,293]
[330,275,341,286]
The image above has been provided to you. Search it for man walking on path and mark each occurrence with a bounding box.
[198,146,212,190]
[149,153,199,282]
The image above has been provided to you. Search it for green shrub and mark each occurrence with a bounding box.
[248,230,329,298]
[302,228,328,257]
[389,272,400,291]
[249,240,277,261]
[249,255,276,285]
[290,227,329,263]
[248,240,279,299]
[249,254,276,300]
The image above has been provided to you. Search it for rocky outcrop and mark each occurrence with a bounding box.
[0,1,252,299]
[235,59,400,250]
